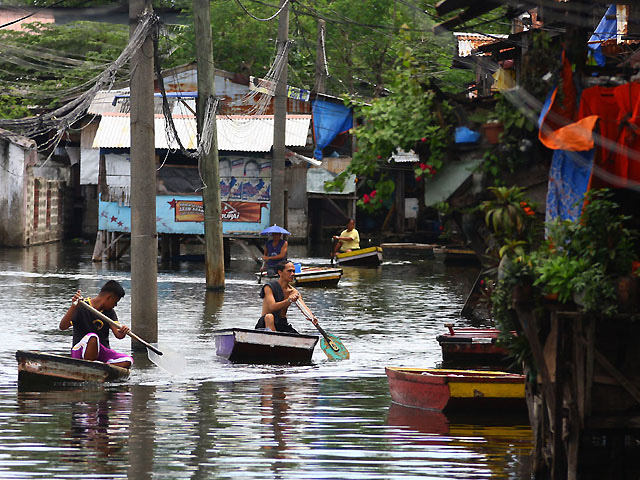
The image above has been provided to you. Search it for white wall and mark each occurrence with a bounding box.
[0,140,26,246]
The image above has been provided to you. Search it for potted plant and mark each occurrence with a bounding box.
[534,189,639,315]
[481,118,503,145]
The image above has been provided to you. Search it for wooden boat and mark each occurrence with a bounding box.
[213,328,319,364]
[432,246,480,265]
[385,367,526,411]
[335,246,383,266]
[379,243,436,259]
[16,350,130,386]
[436,325,512,366]
[256,266,343,287]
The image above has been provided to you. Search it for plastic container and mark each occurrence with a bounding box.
[294,262,302,273]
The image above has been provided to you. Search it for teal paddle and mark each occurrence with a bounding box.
[293,300,349,360]
[75,298,186,375]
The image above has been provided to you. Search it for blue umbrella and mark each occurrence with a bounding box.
[260,224,291,235]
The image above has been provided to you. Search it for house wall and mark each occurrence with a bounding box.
[286,163,308,240]
[0,140,27,246]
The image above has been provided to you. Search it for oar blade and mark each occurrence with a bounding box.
[320,334,350,360]
[147,344,186,375]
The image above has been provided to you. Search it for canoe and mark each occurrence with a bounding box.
[16,350,130,386]
[213,328,319,364]
[436,325,512,367]
[385,367,526,411]
[256,266,343,287]
[335,246,383,266]
[433,246,480,264]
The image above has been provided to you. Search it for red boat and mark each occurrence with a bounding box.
[436,324,513,367]
[385,367,526,412]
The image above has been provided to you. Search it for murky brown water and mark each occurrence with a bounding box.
[0,242,532,479]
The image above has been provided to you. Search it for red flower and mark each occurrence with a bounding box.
[363,194,370,204]
[376,155,382,159]
[370,190,377,198]
[430,167,437,175]
[421,137,427,142]
[520,201,535,216]
[420,163,428,170]
[415,175,422,181]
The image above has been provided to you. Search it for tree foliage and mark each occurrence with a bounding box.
[326,28,455,211]
[0,20,129,114]
[0,0,507,125]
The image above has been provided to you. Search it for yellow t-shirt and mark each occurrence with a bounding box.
[339,228,360,251]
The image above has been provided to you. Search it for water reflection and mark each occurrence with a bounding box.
[260,378,292,478]
[188,382,220,480]
[0,242,531,479]
[387,403,532,478]
[128,385,156,480]
[203,290,225,328]
[15,387,131,477]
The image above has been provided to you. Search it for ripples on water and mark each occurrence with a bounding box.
[0,243,532,479]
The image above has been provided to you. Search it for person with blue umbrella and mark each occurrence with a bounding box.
[261,224,290,276]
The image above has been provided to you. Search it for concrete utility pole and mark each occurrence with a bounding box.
[314,19,327,95]
[271,0,289,227]
[194,0,225,290]
[129,0,158,348]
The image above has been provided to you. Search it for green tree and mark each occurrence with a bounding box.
[326,29,454,210]
[0,20,130,116]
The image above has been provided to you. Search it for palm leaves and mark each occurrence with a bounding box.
[482,186,529,242]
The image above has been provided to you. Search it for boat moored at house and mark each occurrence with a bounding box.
[385,367,525,412]
[436,325,514,368]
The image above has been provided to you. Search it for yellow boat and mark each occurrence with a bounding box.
[386,367,525,411]
[335,246,383,266]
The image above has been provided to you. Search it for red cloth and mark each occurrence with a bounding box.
[577,86,619,167]
[539,51,581,150]
[576,84,640,187]
[621,83,640,183]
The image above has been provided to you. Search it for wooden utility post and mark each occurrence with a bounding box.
[129,0,157,348]
[271,0,289,227]
[194,0,225,290]
[314,19,327,95]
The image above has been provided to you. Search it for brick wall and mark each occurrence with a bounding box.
[25,177,65,245]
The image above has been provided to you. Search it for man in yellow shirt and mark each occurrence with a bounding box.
[332,218,360,258]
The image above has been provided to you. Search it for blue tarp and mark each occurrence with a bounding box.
[312,99,353,160]
[454,126,481,144]
[588,5,617,67]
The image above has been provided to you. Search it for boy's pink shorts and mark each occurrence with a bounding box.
[71,333,133,366]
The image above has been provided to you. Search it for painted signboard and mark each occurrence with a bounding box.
[98,155,273,236]
[99,196,271,235]
[172,200,265,223]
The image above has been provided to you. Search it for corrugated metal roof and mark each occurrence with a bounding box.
[92,113,312,152]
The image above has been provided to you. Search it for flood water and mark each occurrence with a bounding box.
[0,242,532,479]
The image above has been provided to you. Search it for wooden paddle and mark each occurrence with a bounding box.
[258,259,266,284]
[75,299,186,375]
[293,300,349,360]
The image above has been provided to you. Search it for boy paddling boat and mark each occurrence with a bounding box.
[59,280,133,369]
